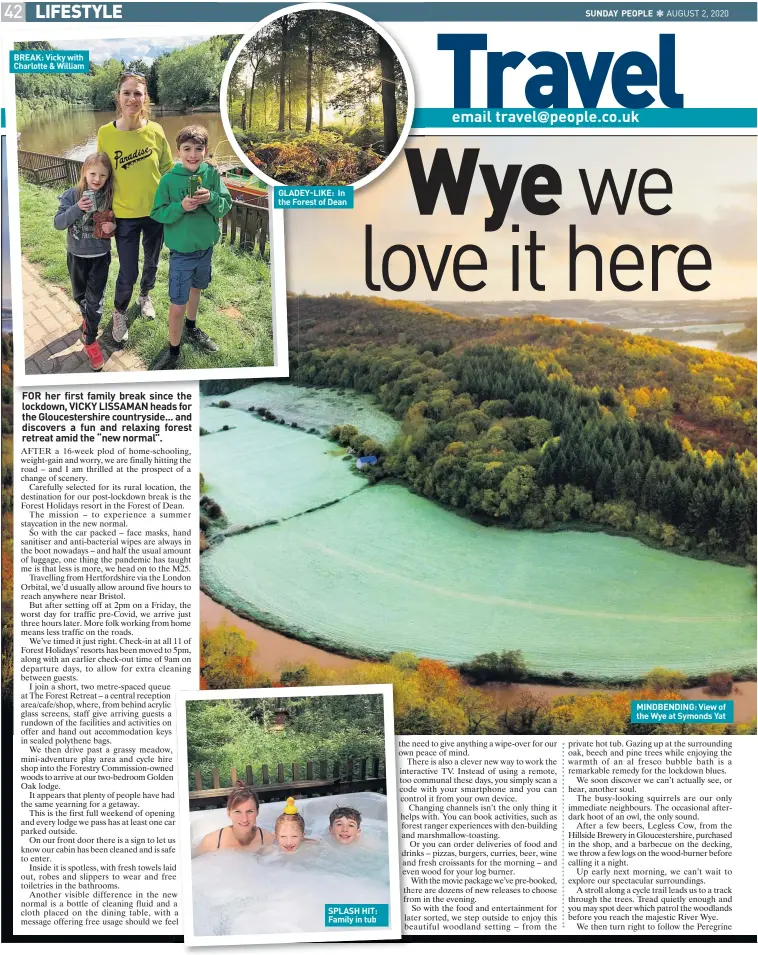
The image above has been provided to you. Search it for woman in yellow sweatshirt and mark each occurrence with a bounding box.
[96,71,173,343]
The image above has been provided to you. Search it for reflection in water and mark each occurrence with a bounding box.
[19,110,227,161]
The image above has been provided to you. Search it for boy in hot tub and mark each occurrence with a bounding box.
[328,806,362,846]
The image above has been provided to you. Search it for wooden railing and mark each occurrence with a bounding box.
[18,150,83,187]
[189,756,386,810]
[18,149,268,255]
[220,199,268,256]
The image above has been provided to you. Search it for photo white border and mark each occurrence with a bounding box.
[219,1,416,191]
[175,682,401,946]
[1,21,289,386]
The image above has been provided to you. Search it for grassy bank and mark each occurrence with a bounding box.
[19,180,273,371]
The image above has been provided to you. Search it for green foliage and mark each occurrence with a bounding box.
[157,40,224,108]
[90,59,125,111]
[186,695,385,788]
[199,624,265,690]
[394,707,446,734]
[14,49,91,106]
[288,294,756,451]
[460,650,528,685]
[389,651,419,671]
[643,667,687,691]
[226,9,407,167]
[719,318,757,354]
[338,424,359,446]
[14,37,227,120]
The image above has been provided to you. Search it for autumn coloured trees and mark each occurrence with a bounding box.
[196,627,756,737]
[295,334,756,564]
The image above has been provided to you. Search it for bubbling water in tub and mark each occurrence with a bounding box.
[192,800,390,937]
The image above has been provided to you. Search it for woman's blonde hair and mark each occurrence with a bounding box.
[76,152,114,209]
[115,72,151,123]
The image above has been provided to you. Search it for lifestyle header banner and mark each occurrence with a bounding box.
[9,3,757,21]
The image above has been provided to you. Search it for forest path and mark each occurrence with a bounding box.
[22,256,146,376]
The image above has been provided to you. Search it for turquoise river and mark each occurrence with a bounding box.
[200,383,756,679]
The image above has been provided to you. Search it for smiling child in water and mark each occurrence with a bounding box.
[328,807,362,846]
[271,798,319,854]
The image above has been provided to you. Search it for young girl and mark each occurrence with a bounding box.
[54,152,116,371]
[271,798,319,855]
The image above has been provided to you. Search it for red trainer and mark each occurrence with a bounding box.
[83,339,105,371]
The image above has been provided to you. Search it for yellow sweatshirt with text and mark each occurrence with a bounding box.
[96,120,174,219]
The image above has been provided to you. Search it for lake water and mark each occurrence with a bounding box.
[620,322,756,359]
[200,385,755,679]
[19,109,227,161]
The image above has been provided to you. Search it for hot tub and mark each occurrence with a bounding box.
[189,792,392,938]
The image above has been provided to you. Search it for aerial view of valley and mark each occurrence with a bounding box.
[199,296,757,736]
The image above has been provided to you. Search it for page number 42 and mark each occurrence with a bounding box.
[1,3,23,18]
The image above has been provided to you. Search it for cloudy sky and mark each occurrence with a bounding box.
[84,36,212,66]
[285,136,756,302]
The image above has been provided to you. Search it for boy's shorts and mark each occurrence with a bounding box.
[168,247,213,305]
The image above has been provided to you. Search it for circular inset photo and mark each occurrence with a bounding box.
[220,2,414,189]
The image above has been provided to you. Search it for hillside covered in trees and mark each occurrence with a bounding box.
[284,295,756,565]
[14,37,229,125]
[227,11,408,184]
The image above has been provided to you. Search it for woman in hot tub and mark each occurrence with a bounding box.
[195,782,275,856]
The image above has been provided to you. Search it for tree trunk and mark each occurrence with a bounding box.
[240,100,246,131]
[247,74,255,131]
[378,35,398,155]
[287,62,292,130]
[317,69,324,130]
[305,25,313,132]
[278,16,288,132]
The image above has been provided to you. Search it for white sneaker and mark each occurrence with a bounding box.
[112,308,129,343]
[139,294,156,320]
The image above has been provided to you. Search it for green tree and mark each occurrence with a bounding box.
[643,668,687,691]
[90,59,124,110]
[158,41,224,108]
